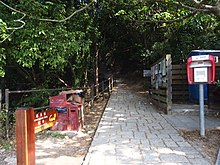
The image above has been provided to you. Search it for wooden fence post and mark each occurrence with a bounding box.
[5,89,9,139]
[101,81,104,94]
[0,89,1,112]
[16,107,35,165]
[111,76,114,90]
[108,77,111,93]
[91,85,94,110]
[166,54,172,114]
[0,89,1,131]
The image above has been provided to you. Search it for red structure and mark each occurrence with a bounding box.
[16,108,58,165]
[50,90,84,131]
[187,54,215,84]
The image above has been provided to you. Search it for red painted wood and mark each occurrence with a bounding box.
[16,108,35,165]
[34,109,58,133]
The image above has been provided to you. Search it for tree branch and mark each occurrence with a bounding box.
[0,1,26,30]
[142,0,220,19]
[0,30,15,43]
[177,0,220,19]
[6,15,26,30]
[34,2,92,23]
[0,1,92,43]
[0,1,25,15]
[0,1,92,23]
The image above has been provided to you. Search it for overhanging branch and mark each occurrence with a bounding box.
[0,1,92,24]
[35,2,92,23]
[129,11,198,25]
[0,0,92,43]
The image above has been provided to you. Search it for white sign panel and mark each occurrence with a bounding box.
[194,67,208,83]
[189,61,212,68]
[191,55,209,61]
[143,70,151,77]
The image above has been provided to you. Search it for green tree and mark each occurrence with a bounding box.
[1,0,220,90]
[95,0,220,69]
[0,0,92,89]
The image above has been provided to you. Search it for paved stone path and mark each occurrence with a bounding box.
[164,113,220,130]
[83,83,212,165]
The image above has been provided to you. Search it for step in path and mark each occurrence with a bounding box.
[83,82,212,165]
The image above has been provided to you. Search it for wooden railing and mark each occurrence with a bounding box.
[151,56,220,113]
[0,75,114,139]
[150,54,172,114]
[87,76,114,110]
[172,64,188,103]
[150,55,191,114]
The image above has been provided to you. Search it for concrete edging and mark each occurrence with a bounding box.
[216,148,220,165]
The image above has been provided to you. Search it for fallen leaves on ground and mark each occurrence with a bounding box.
[181,129,220,163]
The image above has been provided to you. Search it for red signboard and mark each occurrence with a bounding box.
[34,109,58,133]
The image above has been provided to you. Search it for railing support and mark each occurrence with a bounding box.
[166,54,172,115]
[5,89,9,139]
[0,89,2,112]
[16,107,35,165]
[101,81,105,94]
[108,77,111,93]
[91,85,95,110]
[111,76,114,91]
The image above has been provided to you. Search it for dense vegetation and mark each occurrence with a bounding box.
[1,0,220,89]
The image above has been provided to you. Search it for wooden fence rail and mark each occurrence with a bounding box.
[150,54,172,114]
[150,55,189,114]
[172,64,188,103]
[90,76,114,109]
[150,55,220,113]
[2,75,114,139]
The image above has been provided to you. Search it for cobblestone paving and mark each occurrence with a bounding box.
[83,83,212,165]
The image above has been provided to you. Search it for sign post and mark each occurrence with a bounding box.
[199,84,205,136]
[16,107,58,165]
[187,51,216,137]
[16,108,35,165]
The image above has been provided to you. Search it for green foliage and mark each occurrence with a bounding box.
[15,91,51,108]
[0,0,93,88]
[49,132,67,139]
[95,0,220,70]
[0,139,14,150]
[1,0,220,89]
[0,104,7,139]
[215,80,220,87]
[166,14,220,64]
[0,48,6,77]
[0,19,7,40]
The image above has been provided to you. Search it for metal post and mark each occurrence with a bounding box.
[199,84,205,136]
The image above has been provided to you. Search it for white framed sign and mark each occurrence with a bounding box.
[194,67,208,83]
[143,70,151,77]
[192,55,209,61]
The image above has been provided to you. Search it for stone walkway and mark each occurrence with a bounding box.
[83,82,213,165]
[164,114,220,130]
